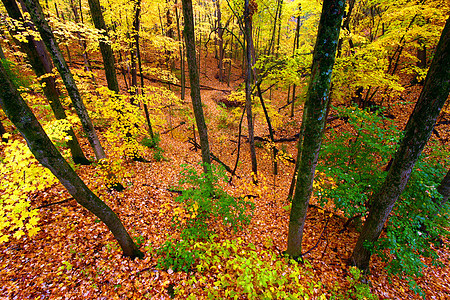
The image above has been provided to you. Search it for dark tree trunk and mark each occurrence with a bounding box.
[175,0,186,100]
[244,0,258,181]
[23,0,106,160]
[350,18,450,272]
[286,0,345,258]
[436,169,450,209]
[3,0,90,165]
[0,118,7,142]
[215,0,224,81]
[87,0,119,93]
[181,0,212,172]
[0,63,143,259]
[133,0,154,139]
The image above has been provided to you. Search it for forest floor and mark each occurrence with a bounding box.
[0,52,449,299]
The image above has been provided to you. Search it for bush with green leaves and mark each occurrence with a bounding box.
[157,164,254,271]
[375,156,449,296]
[175,238,326,299]
[315,105,400,217]
[141,133,166,161]
[316,106,449,295]
[173,163,254,240]
[331,266,378,300]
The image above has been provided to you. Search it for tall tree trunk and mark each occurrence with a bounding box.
[286,0,345,258]
[0,62,143,259]
[215,0,224,82]
[69,0,96,83]
[87,0,120,93]
[350,18,450,272]
[290,12,301,118]
[175,0,186,100]
[23,0,106,160]
[182,0,211,172]
[4,0,90,165]
[244,0,258,182]
[133,0,154,139]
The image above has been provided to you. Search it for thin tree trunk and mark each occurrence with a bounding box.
[23,0,106,160]
[182,0,212,172]
[4,0,90,164]
[244,0,257,182]
[350,18,450,272]
[53,3,72,66]
[0,63,143,259]
[286,0,345,258]
[175,0,186,100]
[87,0,120,93]
[215,0,224,81]
[133,0,154,139]
[255,83,277,175]
[69,0,96,83]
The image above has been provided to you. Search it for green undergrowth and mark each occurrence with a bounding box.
[173,238,377,299]
[156,164,254,272]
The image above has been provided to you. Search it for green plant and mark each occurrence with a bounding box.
[157,164,254,272]
[315,106,400,217]
[141,133,166,161]
[331,267,378,300]
[173,164,254,240]
[156,238,200,272]
[316,106,449,295]
[175,238,325,299]
[375,156,449,296]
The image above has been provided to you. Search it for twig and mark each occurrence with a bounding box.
[301,216,331,257]
[34,197,74,210]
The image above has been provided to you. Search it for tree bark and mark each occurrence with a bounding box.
[175,0,186,100]
[286,0,345,258]
[87,0,120,93]
[244,0,258,182]
[23,0,106,160]
[181,0,212,172]
[3,0,90,165]
[0,62,143,259]
[350,17,450,272]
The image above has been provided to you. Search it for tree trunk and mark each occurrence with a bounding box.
[175,0,186,100]
[215,0,224,82]
[436,169,450,209]
[87,0,120,93]
[23,0,105,160]
[350,17,450,272]
[4,0,90,165]
[244,0,258,182]
[181,0,211,172]
[0,63,143,259]
[133,0,154,139]
[23,0,106,161]
[286,0,345,258]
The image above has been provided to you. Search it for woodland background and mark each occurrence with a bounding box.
[0,0,449,298]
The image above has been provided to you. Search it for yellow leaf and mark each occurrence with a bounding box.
[13,230,25,239]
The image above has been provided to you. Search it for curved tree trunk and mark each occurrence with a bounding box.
[350,18,450,272]
[3,0,90,165]
[286,0,345,258]
[23,0,106,160]
[87,0,120,93]
[181,0,212,172]
[0,63,143,259]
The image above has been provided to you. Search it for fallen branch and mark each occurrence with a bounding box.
[161,121,186,134]
[35,197,74,210]
[187,138,238,177]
